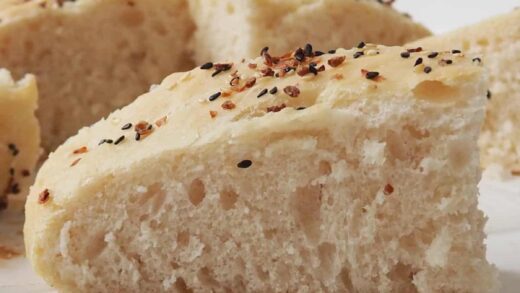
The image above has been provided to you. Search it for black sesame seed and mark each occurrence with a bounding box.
[452,49,461,54]
[400,51,410,58]
[296,107,306,110]
[114,135,125,145]
[260,46,269,56]
[353,51,364,59]
[304,43,313,57]
[487,90,492,100]
[365,71,379,80]
[135,132,141,141]
[147,124,153,131]
[424,66,432,74]
[427,52,439,58]
[9,168,14,176]
[357,41,366,49]
[473,57,482,63]
[257,88,268,98]
[309,63,318,75]
[8,143,18,156]
[414,57,423,67]
[314,51,325,56]
[11,183,20,194]
[211,69,223,77]
[200,62,213,70]
[121,123,132,130]
[105,139,114,144]
[328,49,336,54]
[209,92,221,101]
[237,160,252,169]
[269,87,278,94]
[294,48,305,61]
[445,59,453,64]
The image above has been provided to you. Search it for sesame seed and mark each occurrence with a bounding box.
[257,88,268,98]
[314,51,325,56]
[487,90,492,100]
[427,52,439,58]
[135,132,141,141]
[400,51,410,58]
[414,57,423,67]
[269,87,278,94]
[353,51,364,59]
[328,49,336,54]
[260,46,269,56]
[237,160,252,169]
[212,70,223,77]
[309,63,318,75]
[21,170,30,177]
[11,183,19,194]
[9,168,14,176]
[424,66,432,74]
[200,62,213,70]
[114,136,125,145]
[121,123,132,130]
[452,49,461,54]
[209,92,221,101]
[105,139,114,144]
[296,107,306,110]
[357,41,366,49]
[7,143,18,156]
[304,43,313,57]
[473,57,482,63]
[294,48,305,62]
[365,71,380,80]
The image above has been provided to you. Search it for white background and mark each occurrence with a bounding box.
[395,0,519,33]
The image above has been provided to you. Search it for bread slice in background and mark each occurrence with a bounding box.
[189,0,431,64]
[25,45,497,292]
[0,69,40,213]
[409,9,520,176]
[0,0,194,152]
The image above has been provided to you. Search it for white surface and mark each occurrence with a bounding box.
[1,177,520,292]
[395,0,519,34]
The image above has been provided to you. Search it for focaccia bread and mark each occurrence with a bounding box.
[409,9,520,176]
[25,45,497,292]
[0,0,194,151]
[0,69,40,212]
[189,0,430,63]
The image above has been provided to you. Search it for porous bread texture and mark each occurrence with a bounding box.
[0,0,194,152]
[189,0,431,64]
[409,9,520,176]
[0,69,40,212]
[25,45,498,292]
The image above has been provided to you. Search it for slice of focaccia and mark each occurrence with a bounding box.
[25,45,497,292]
[0,0,194,151]
[0,69,40,212]
[409,9,520,175]
[189,0,430,63]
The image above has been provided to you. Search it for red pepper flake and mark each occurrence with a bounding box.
[155,116,168,127]
[283,86,300,97]
[72,146,88,155]
[332,73,344,80]
[383,184,394,195]
[221,90,233,97]
[134,121,153,139]
[267,104,287,113]
[229,76,240,87]
[297,67,310,76]
[261,67,275,77]
[407,47,422,53]
[38,189,50,204]
[70,158,81,167]
[209,111,218,118]
[243,77,256,89]
[328,56,346,67]
[221,100,236,110]
[248,63,257,69]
